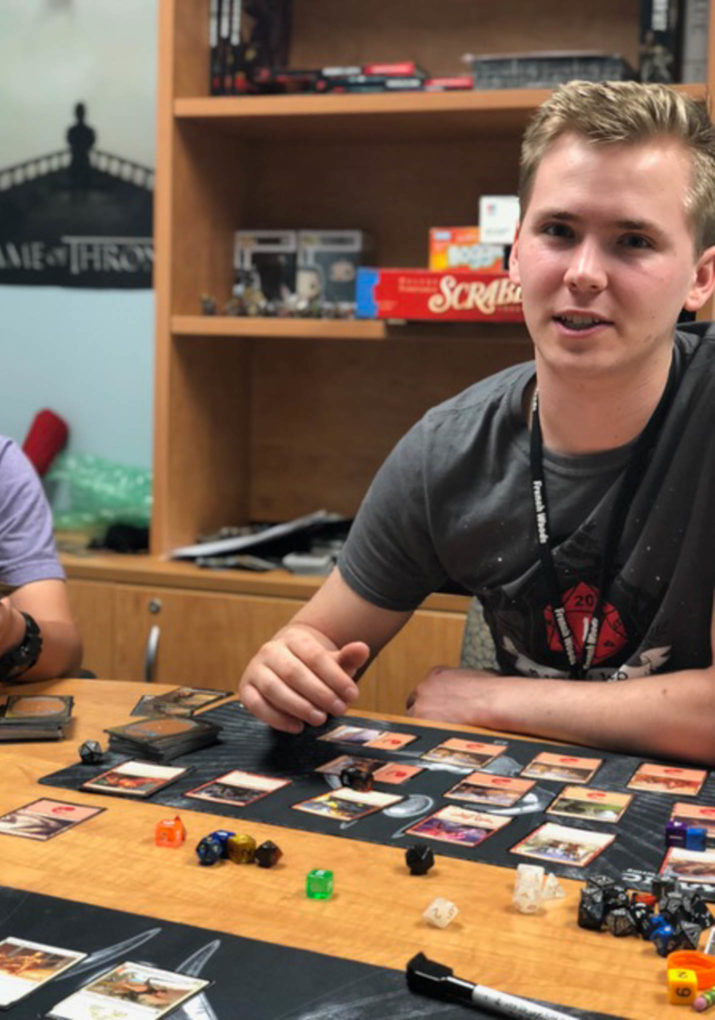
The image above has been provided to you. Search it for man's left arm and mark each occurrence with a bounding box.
[0,580,83,681]
[407,605,715,767]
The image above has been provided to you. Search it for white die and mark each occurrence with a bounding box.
[423,896,458,928]
[542,872,565,900]
[512,863,545,914]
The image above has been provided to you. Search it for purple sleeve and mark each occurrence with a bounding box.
[0,437,64,587]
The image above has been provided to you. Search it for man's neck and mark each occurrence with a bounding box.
[530,353,673,455]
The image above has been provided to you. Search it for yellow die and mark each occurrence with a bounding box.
[667,968,698,1005]
[226,833,256,863]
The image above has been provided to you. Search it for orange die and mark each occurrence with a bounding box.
[155,815,186,848]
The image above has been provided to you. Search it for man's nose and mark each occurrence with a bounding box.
[563,240,607,293]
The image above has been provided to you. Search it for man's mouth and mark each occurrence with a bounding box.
[553,313,611,331]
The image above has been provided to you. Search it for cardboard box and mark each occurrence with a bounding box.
[234,230,297,302]
[355,268,523,322]
[297,230,371,305]
[429,226,505,272]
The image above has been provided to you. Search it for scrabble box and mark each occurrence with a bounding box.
[355,268,523,322]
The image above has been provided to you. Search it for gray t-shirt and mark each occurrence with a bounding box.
[339,324,715,679]
[0,436,64,588]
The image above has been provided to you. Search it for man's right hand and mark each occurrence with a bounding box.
[238,625,370,733]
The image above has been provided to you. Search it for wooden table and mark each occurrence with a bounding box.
[0,678,686,1019]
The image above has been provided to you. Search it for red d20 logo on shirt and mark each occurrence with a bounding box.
[544,580,627,666]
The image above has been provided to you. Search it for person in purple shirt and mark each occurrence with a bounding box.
[0,436,81,681]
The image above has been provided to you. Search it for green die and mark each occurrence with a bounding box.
[306,868,333,900]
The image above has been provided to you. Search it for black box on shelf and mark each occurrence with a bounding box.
[467,51,636,89]
[638,0,683,83]
[234,230,297,304]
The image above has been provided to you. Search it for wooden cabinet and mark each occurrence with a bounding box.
[64,555,467,707]
[66,2,712,708]
[65,579,114,679]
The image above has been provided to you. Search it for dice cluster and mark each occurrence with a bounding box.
[578,874,712,956]
[196,829,282,868]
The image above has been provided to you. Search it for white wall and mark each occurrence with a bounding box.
[1,287,154,467]
[0,0,157,469]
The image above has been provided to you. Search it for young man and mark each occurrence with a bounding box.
[0,435,82,682]
[239,81,715,766]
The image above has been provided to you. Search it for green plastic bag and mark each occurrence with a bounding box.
[46,452,152,535]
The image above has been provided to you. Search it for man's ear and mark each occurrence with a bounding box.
[508,228,521,286]
[684,244,715,311]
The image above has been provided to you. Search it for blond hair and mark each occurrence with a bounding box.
[519,80,715,252]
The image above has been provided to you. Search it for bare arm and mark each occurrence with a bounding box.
[407,604,715,766]
[0,579,83,681]
[239,567,412,734]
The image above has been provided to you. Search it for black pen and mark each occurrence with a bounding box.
[406,952,575,1020]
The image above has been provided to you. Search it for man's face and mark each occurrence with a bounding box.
[509,132,715,381]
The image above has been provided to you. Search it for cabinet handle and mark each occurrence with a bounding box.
[144,624,160,683]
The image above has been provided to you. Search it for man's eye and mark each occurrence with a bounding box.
[541,223,573,239]
[620,234,653,249]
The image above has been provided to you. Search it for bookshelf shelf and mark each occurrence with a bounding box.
[170,315,531,344]
[174,83,706,141]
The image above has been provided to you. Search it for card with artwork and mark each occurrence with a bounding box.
[406,804,510,847]
[292,788,402,822]
[0,798,104,841]
[547,786,632,824]
[444,772,535,807]
[318,724,417,749]
[626,763,707,796]
[661,847,715,885]
[0,936,85,1008]
[510,821,615,867]
[186,769,290,807]
[520,751,602,784]
[669,802,715,842]
[46,960,209,1019]
[81,760,189,799]
[420,737,507,769]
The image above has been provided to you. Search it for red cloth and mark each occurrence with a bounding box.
[22,409,69,476]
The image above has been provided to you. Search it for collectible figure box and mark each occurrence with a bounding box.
[428,227,505,272]
[234,230,297,303]
[479,196,520,246]
[297,230,371,305]
[355,268,523,322]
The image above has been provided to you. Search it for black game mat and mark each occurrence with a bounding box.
[41,703,715,894]
[0,885,619,1019]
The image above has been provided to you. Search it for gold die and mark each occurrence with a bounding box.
[227,833,257,863]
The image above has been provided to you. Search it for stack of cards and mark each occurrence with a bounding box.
[104,716,221,762]
[131,686,230,718]
[0,695,73,741]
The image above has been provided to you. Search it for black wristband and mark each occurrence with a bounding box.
[0,612,42,681]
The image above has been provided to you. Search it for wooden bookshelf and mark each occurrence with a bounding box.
[64,0,714,699]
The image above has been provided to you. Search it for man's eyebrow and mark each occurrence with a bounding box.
[534,210,664,234]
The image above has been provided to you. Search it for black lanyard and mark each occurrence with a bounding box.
[529,361,678,678]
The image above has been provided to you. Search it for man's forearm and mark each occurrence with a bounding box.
[409,666,715,766]
[0,601,82,682]
[475,669,715,766]
[21,618,83,680]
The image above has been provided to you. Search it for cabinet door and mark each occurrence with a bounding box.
[356,609,467,716]
[112,586,300,689]
[65,579,114,678]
